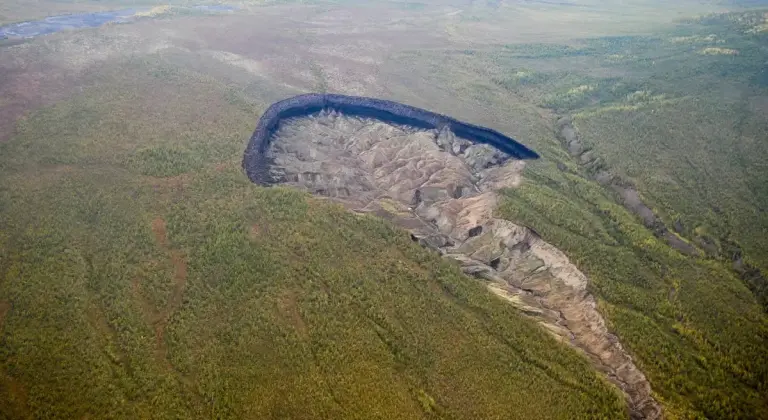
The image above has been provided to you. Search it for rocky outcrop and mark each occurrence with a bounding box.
[257,111,662,419]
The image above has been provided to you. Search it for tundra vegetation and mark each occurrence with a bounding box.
[0,59,626,419]
[453,10,768,418]
[0,1,767,419]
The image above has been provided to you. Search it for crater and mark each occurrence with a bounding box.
[242,95,661,419]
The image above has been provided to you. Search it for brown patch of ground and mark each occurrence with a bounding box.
[0,301,10,329]
[0,372,31,419]
[277,290,308,338]
[0,301,30,417]
[151,217,168,248]
[138,217,188,369]
[248,224,261,240]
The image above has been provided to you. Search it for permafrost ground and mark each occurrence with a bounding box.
[254,111,661,419]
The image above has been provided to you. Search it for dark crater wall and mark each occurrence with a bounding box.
[242,93,539,184]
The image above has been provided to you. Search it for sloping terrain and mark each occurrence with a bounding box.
[382,10,768,418]
[0,1,767,419]
[265,113,659,418]
[0,57,628,418]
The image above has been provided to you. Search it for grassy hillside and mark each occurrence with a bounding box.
[498,162,768,419]
[483,10,768,273]
[0,56,626,419]
[379,11,768,418]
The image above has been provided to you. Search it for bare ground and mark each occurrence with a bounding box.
[138,217,188,370]
[0,3,741,417]
[266,114,661,418]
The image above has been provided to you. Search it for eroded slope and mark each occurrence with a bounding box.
[266,112,662,419]
[0,59,630,418]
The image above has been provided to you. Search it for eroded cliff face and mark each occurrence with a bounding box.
[266,111,661,419]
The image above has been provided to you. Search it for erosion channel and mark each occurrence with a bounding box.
[242,95,662,419]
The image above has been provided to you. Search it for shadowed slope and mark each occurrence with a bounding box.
[242,93,539,184]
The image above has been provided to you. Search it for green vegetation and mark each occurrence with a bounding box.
[3,2,768,418]
[0,56,626,418]
[386,9,768,418]
[474,10,768,288]
[129,146,203,177]
[498,162,768,419]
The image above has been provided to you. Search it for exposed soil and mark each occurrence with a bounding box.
[265,113,661,419]
[151,217,169,247]
[144,217,188,369]
[0,300,31,418]
[0,372,30,418]
[277,290,309,339]
[0,300,10,329]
